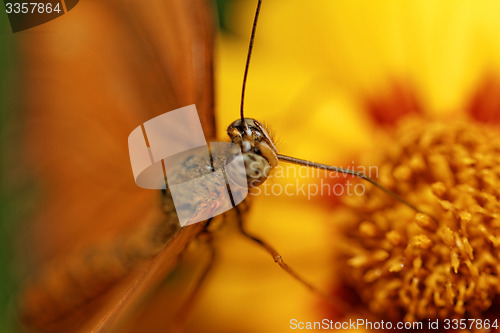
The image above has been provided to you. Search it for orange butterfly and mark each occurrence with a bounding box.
[16,1,330,331]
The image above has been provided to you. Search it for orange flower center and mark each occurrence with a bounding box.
[336,117,500,321]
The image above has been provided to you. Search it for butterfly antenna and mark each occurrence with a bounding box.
[277,154,437,221]
[240,0,263,126]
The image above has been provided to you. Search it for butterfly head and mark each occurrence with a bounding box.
[227,118,278,187]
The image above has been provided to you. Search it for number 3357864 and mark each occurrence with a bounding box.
[5,2,61,14]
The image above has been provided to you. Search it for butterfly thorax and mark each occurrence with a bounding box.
[227,118,278,187]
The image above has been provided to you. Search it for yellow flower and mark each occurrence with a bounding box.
[188,0,500,332]
[13,1,500,332]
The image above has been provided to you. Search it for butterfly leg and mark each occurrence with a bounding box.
[234,205,351,313]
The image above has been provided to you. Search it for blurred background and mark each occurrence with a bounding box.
[1,7,23,333]
[2,0,500,332]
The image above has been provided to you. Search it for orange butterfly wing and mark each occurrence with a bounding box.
[17,0,215,331]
